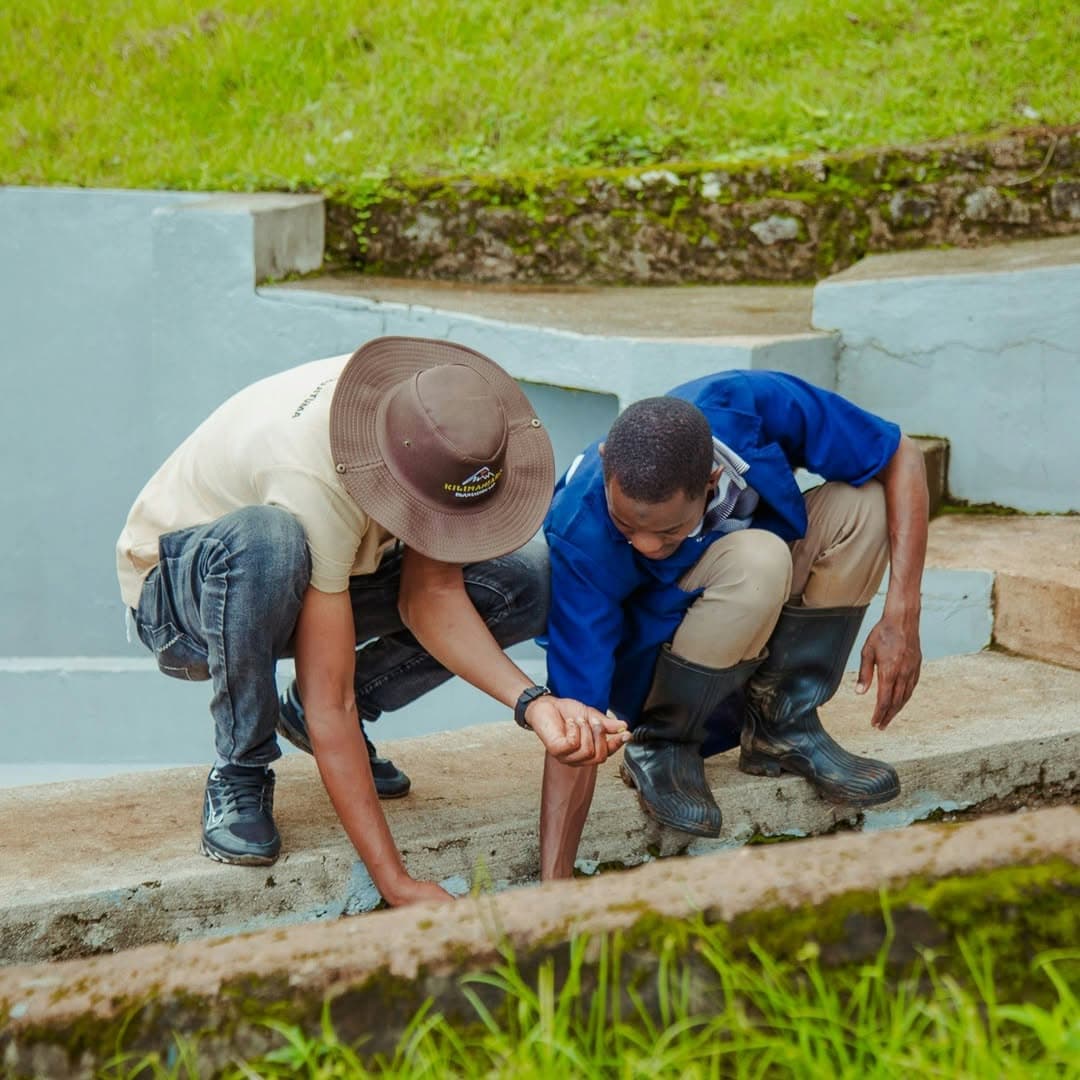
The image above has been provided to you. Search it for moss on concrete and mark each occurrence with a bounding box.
[2,858,1075,1077]
[321,126,1080,285]
[722,859,1078,981]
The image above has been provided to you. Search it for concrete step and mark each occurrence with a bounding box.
[815,235,1080,513]
[1,650,1076,967]
[265,273,838,408]
[926,513,1080,668]
[2,805,1076,1077]
[279,272,818,337]
[268,273,953,512]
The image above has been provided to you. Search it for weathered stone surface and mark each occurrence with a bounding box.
[0,808,1076,1078]
[925,515,1080,669]
[913,437,949,515]
[963,186,1031,224]
[324,126,1080,284]
[886,192,938,229]
[1,652,1077,967]
[1051,181,1080,220]
[749,214,802,245]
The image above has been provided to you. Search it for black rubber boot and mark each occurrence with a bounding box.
[620,646,765,837]
[740,605,900,806]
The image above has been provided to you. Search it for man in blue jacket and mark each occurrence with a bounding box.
[539,370,928,879]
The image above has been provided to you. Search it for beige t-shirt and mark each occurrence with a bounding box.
[116,355,396,609]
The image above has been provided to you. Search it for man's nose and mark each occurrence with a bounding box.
[630,532,664,556]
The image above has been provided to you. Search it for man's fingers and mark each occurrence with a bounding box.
[568,716,596,760]
[872,671,900,729]
[600,713,628,735]
[591,722,610,763]
[540,700,630,764]
[561,719,626,765]
[543,715,582,757]
[874,663,921,729]
[883,672,918,728]
[870,668,892,728]
[856,642,875,695]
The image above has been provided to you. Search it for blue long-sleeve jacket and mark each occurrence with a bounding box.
[542,370,901,721]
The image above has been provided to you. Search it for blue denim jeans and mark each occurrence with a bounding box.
[132,506,549,768]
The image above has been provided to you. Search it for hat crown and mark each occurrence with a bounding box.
[379,364,509,508]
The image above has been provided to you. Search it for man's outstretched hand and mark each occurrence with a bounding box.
[856,615,922,730]
[525,695,630,765]
[382,877,456,907]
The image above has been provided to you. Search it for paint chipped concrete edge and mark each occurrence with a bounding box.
[0,806,1076,1078]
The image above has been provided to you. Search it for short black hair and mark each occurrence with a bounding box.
[602,397,714,503]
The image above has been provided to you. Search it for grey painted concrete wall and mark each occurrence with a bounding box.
[1,187,830,662]
[0,187,1019,781]
[814,237,1080,512]
[0,189,619,659]
[1,188,198,656]
[0,188,619,778]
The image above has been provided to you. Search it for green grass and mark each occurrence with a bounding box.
[2,0,1077,193]
[99,920,1080,1079]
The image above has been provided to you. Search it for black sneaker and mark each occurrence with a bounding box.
[277,682,411,799]
[201,764,281,866]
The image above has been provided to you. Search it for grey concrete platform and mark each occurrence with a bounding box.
[1,805,1076,1079]
[824,234,1080,282]
[1,651,1076,967]
[816,236,1080,513]
[281,273,816,338]
[925,514,1080,669]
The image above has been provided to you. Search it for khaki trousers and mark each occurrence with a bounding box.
[671,481,888,668]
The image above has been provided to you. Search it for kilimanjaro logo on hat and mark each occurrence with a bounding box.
[444,465,503,499]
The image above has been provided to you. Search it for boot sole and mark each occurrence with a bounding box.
[739,751,900,807]
[619,763,723,839]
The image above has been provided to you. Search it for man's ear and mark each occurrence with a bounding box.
[598,442,605,458]
[708,465,723,486]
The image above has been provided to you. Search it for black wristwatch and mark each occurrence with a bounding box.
[514,684,552,730]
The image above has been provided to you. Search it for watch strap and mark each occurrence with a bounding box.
[514,684,552,730]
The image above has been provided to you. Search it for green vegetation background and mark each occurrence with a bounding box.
[2,0,1077,194]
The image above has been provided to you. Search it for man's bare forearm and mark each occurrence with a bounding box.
[305,702,420,903]
[879,435,929,624]
[540,757,598,880]
[398,554,536,707]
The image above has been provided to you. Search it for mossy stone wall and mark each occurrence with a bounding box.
[2,860,1076,1077]
[326,126,1080,284]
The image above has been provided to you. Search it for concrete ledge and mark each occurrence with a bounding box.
[171,192,325,283]
[1,807,1076,1077]
[276,275,818,337]
[0,651,1076,966]
[323,128,1080,285]
[854,565,992,672]
[261,278,841,406]
[912,436,948,516]
[926,514,1080,668]
[817,236,1080,513]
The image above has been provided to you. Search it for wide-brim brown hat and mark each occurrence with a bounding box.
[330,337,555,564]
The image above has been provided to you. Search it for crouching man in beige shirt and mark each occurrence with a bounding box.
[117,337,628,906]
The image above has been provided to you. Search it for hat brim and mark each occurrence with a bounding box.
[330,337,555,564]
